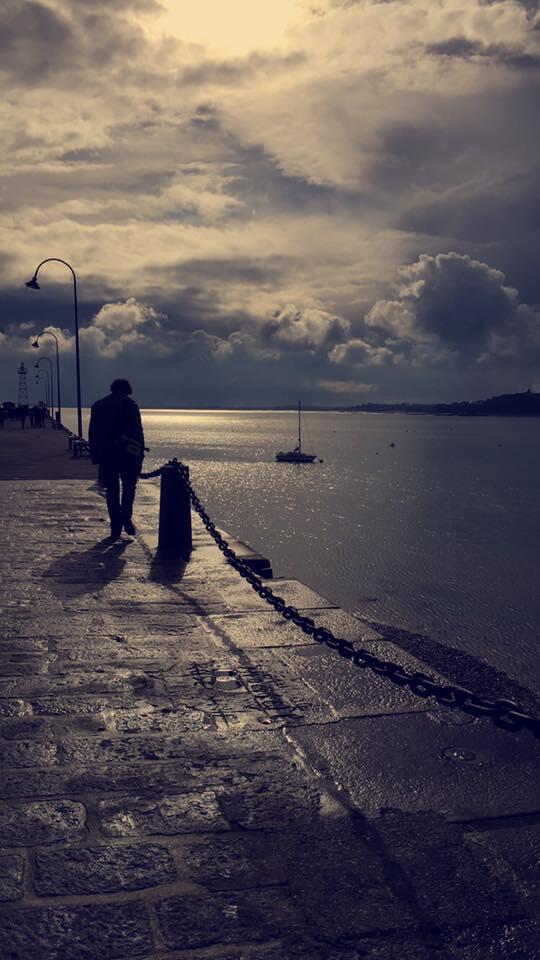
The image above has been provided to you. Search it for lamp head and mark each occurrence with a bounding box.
[25,277,40,290]
[32,339,39,348]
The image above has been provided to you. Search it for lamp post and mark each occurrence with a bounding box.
[35,367,51,410]
[32,330,61,426]
[35,357,54,416]
[26,259,81,437]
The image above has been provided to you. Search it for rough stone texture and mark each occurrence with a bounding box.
[0,853,25,901]
[289,713,540,820]
[113,703,213,734]
[1,464,539,960]
[371,811,524,929]
[178,833,288,889]
[0,739,58,767]
[97,790,229,836]
[0,800,86,845]
[0,901,153,959]
[34,842,177,895]
[464,821,540,921]
[157,889,298,949]
[0,698,29,717]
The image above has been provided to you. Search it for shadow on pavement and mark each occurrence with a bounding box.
[42,538,131,596]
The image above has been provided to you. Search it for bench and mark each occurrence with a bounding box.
[71,437,91,458]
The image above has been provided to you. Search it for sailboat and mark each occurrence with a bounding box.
[276,401,317,463]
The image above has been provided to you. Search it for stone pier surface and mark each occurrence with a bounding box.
[1,423,539,959]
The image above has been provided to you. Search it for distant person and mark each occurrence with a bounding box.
[18,405,28,429]
[89,378,145,539]
[0,407,4,428]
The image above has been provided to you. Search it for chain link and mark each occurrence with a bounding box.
[139,466,165,479]
[142,459,540,740]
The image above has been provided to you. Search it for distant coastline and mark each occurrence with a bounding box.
[276,390,540,417]
[338,390,540,417]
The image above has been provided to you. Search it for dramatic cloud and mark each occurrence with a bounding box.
[1,0,539,405]
[81,298,167,358]
[332,252,540,376]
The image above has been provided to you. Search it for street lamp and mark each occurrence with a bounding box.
[32,330,61,426]
[35,367,51,410]
[35,357,54,416]
[26,258,82,437]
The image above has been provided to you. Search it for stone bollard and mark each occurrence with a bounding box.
[158,460,192,556]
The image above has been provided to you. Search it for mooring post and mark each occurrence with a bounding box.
[158,460,192,556]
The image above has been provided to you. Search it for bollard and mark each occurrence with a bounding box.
[158,461,192,556]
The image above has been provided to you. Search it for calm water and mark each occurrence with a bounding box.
[67,408,540,693]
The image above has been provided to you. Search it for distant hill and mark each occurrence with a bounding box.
[342,391,540,417]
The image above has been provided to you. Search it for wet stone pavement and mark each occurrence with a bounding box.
[0,477,539,959]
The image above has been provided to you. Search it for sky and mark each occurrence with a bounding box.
[1,0,539,408]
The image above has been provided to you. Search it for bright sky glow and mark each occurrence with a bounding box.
[156,0,302,54]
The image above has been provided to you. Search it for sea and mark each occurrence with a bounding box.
[64,408,540,695]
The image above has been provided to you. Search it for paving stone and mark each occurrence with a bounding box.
[30,693,164,715]
[0,717,56,739]
[0,698,31,717]
[0,639,49,652]
[218,767,321,829]
[97,790,229,836]
[0,901,153,959]
[0,800,86,845]
[207,607,376,650]
[0,853,25,901]
[372,811,524,929]
[59,725,276,764]
[34,842,177,895]
[464,821,540,919]
[157,889,298,950]
[0,655,54,676]
[0,669,161,698]
[114,704,214,734]
[445,919,540,960]
[0,739,58,767]
[289,713,540,820]
[178,833,287,889]
[146,945,359,960]
[0,755,273,800]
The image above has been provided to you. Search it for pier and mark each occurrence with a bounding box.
[1,418,539,959]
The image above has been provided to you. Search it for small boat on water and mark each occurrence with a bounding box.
[276,401,317,463]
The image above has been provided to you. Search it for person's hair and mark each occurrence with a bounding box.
[110,378,132,395]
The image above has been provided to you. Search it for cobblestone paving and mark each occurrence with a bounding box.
[0,477,539,959]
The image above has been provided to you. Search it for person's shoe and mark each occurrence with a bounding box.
[123,518,136,535]
[110,524,122,539]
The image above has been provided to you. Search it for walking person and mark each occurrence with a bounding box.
[89,378,145,539]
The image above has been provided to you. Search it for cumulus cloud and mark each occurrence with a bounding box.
[361,252,540,364]
[81,298,166,358]
[1,0,539,405]
[261,305,350,353]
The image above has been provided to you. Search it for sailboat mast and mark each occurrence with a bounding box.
[298,400,301,452]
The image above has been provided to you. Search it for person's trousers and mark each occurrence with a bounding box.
[99,455,141,528]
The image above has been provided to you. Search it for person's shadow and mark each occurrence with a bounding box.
[43,537,131,597]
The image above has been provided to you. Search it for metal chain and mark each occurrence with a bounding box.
[139,466,165,479]
[142,459,540,740]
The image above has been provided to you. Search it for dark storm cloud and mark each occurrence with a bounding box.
[398,166,540,303]
[0,1,71,82]
[0,0,152,85]
[223,146,377,217]
[178,51,305,87]
[362,253,540,364]
[482,0,539,13]
[167,255,298,286]
[426,36,540,69]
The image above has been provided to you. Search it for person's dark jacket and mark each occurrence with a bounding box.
[89,393,145,465]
